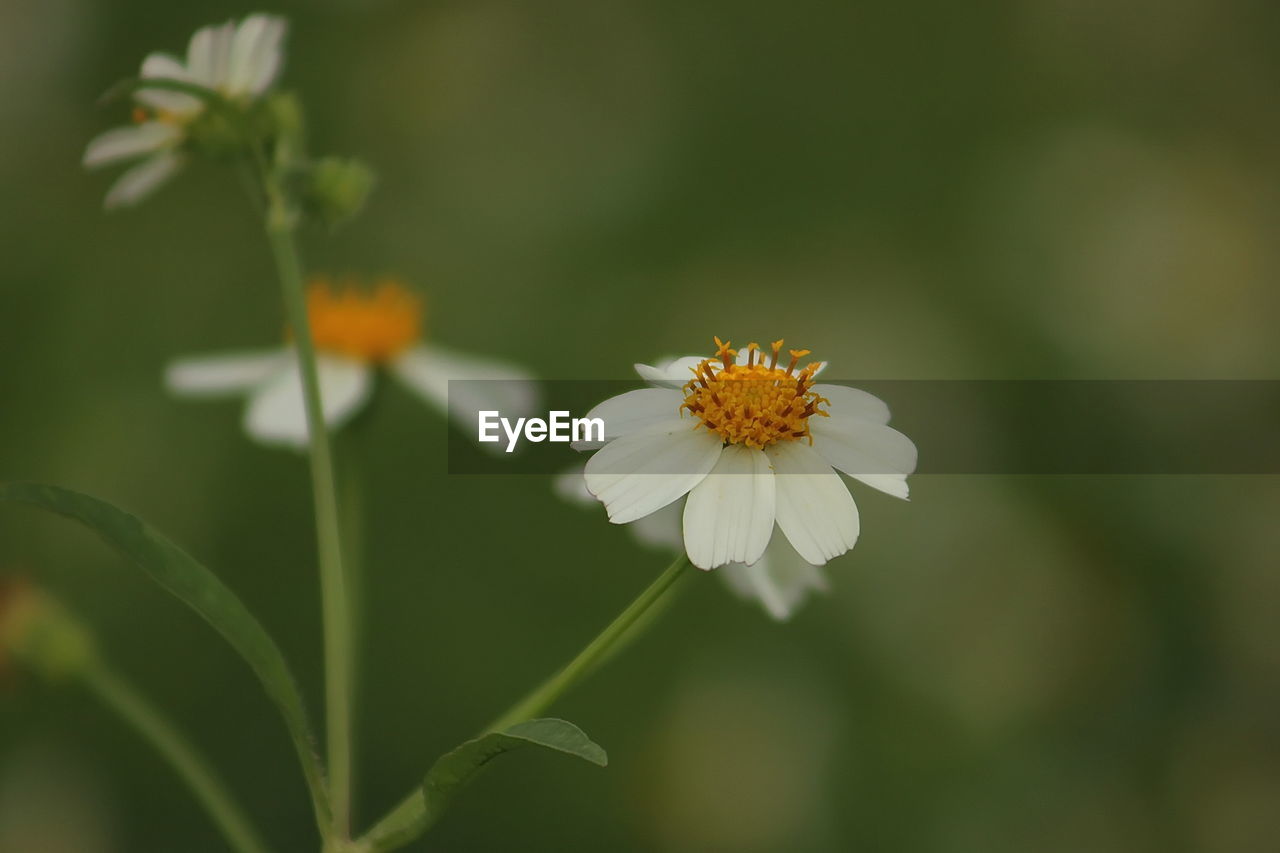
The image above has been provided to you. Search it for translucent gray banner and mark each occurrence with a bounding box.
[444,380,1280,475]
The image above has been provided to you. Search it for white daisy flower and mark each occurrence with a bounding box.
[556,464,828,620]
[164,277,535,449]
[82,14,288,209]
[580,338,917,573]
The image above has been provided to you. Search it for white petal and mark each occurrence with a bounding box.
[83,123,181,168]
[719,539,829,621]
[226,15,267,94]
[245,16,288,96]
[767,440,860,565]
[186,24,216,83]
[573,387,684,450]
[556,462,685,550]
[813,384,891,425]
[226,14,284,97]
[103,151,185,209]
[682,445,776,570]
[634,355,706,389]
[243,355,373,448]
[390,344,537,442]
[140,51,189,81]
[552,461,686,548]
[136,52,203,115]
[584,421,723,524]
[206,21,238,89]
[164,349,291,397]
[810,417,917,500]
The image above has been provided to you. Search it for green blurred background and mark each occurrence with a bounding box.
[3,0,1280,850]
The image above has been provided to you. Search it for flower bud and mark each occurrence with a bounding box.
[304,156,376,228]
[1,580,95,682]
[263,91,307,166]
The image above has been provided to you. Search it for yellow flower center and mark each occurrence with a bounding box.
[133,105,187,126]
[303,278,423,363]
[680,338,828,449]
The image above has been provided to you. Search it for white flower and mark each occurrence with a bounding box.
[82,14,288,209]
[164,278,535,449]
[580,338,917,573]
[556,464,828,620]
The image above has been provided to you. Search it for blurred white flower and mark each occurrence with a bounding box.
[580,338,916,572]
[556,464,827,620]
[164,278,534,449]
[82,14,287,209]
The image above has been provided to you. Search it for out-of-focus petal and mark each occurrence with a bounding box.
[164,349,290,397]
[83,123,180,169]
[243,355,373,448]
[103,151,185,209]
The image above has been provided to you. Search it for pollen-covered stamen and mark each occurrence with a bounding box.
[680,337,829,449]
[786,348,810,377]
[714,336,736,369]
[299,277,423,363]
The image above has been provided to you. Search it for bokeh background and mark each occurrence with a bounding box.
[3,1,1280,850]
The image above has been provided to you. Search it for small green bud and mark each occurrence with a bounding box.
[263,91,307,166]
[265,91,305,139]
[1,580,96,682]
[304,156,376,228]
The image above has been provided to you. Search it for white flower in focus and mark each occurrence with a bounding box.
[556,465,828,620]
[82,14,287,209]
[580,338,917,573]
[164,278,535,449]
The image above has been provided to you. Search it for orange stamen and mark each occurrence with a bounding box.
[680,337,826,448]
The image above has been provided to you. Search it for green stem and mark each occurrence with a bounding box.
[84,664,272,853]
[338,432,366,831]
[484,553,691,732]
[359,554,692,852]
[265,199,354,843]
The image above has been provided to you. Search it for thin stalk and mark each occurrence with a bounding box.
[338,431,366,830]
[84,665,272,853]
[359,554,692,852]
[483,553,691,732]
[264,199,354,843]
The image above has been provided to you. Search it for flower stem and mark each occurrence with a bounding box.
[84,664,272,853]
[358,553,692,852]
[265,202,354,843]
[484,553,691,732]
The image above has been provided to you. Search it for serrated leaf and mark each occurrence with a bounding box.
[0,483,329,825]
[363,719,605,850]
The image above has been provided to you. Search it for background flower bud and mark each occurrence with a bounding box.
[1,580,96,682]
[304,156,376,227]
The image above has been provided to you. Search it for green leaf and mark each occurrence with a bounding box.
[363,719,606,850]
[426,719,606,822]
[0,483,329,826]
[428,718,607,789]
